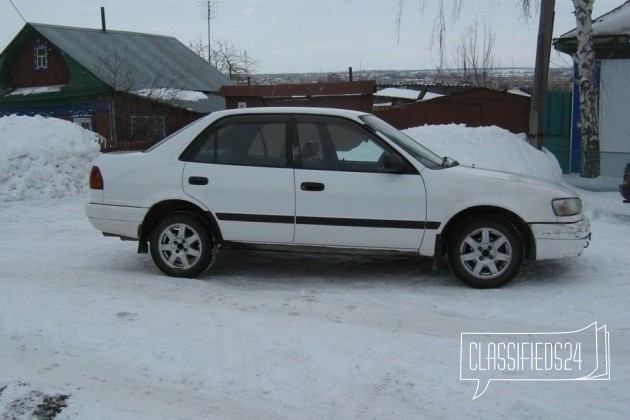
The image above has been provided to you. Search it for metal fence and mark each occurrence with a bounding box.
[98,137,154,153]
[544,148,630,180]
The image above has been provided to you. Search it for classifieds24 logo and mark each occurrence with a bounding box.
[460,322,610,399]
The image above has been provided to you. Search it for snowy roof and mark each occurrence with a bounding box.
[131,89,226,113]
[554,1,630,55]
[25,23,233,93]
[374,87,421,101]
[507,88,531,97]
[559,1,630,39]
[420,92,445,101]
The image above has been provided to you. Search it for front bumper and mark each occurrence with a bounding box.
[529,216,591,260]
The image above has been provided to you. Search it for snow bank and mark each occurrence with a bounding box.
[0,115,101,202]
[403,124,563,182]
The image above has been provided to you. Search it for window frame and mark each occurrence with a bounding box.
[73,117,93,131]
[33,40,49,70]
[291,115,417,174]
[180,114,292,169]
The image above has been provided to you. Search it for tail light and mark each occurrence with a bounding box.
[89,166,104,190]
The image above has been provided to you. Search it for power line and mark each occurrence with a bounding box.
[9,0,27,23]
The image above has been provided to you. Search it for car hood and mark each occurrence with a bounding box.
[441,164,580,197]
[419,163,584,224]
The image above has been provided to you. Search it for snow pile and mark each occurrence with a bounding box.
[404,124,563,182]
[0,115,101,202]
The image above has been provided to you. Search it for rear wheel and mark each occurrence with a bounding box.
[447,215,524,288]
[149,214,218,278]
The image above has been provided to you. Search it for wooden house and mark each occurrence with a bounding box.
[0,23,233,149]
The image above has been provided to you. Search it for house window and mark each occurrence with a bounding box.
[130,115,166,143]
[73,117,93,131]
[33,40,49,70]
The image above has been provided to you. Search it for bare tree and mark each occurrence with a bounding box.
[446,17,498,88]
[188,37,257,83]
[95,47,185,101]
[94,48,188,144]
[212,38,257,83]
[95,46,139,92]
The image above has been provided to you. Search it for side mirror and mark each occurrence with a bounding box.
[381,153,407,173]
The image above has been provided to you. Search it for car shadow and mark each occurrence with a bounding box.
[200,248,458,288]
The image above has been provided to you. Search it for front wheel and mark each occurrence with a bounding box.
[447,215,525,288]
[149,214,218,278]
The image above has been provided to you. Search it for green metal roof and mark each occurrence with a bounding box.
[28,23,232,93]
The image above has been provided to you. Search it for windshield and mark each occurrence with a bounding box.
[360,114,445,168]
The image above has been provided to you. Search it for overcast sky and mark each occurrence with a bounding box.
[0,0,624,73]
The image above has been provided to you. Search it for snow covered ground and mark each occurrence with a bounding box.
[0,116,628,419]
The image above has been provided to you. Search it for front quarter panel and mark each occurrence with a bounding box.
[418,165,587,257]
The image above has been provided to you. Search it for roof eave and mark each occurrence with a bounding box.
[553,34,630,55]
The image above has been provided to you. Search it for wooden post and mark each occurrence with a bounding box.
[529,0,555,149]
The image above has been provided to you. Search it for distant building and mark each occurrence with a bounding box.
[0,23,233,148]
[373,88,530,134]
[554,1,630,175]
[220,81,376,112]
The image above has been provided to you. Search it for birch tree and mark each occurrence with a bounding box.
[573,0,599,178]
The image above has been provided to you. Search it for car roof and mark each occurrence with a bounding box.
[208,107,369,119]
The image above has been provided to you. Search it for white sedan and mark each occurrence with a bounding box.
[85,107,590,288]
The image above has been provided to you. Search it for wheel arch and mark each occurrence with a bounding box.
[437,206,535,260]
[138,199,222,253]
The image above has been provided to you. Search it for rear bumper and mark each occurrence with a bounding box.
[85,202,147,240]
[620,184,630,202]
[530,217,591,260]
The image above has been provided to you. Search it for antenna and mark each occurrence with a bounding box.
[206,0,221,63]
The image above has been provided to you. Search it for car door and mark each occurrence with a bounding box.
[182,115,295,244]
[292,115,427,250]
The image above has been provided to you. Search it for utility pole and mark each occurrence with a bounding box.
[529,0,556,150]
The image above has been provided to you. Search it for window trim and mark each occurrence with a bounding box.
[180,114,292,169]
[291,114,418,174]
[179,113,418,174]
[73,117,93,131]
[33,40,49,70]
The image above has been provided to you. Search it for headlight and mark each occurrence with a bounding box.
[552,197,582,216]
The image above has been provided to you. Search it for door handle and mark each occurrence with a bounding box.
[188,176,208,185]
[301,182,325,192]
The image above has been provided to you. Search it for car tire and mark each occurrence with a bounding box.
[447,215,524,288]
[149,213,218,278]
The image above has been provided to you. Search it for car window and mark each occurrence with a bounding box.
[191,121,287,168]
[296,122,330,169]
[296,117,389,172]
[360,114,443,168]
[329,123,386,163]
